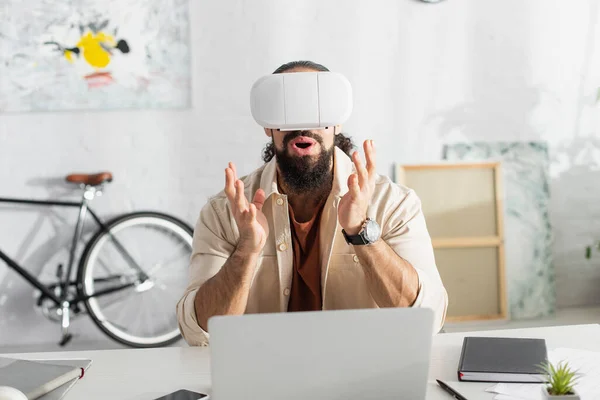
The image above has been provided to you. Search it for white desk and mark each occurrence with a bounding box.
[5,324,600,400]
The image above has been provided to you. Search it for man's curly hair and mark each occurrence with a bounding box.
[262,60,355,163]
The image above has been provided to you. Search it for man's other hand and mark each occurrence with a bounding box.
[338,140,377,235]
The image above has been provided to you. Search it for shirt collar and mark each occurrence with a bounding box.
[259,146,354,200]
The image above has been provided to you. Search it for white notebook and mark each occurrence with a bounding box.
[0,357,92,400]
[34,359,93,400]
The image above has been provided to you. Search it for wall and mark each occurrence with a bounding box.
[1,0,599,348]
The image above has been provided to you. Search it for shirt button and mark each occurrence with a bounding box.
[284,288,290,296]
[278,243,288,251]
[353,255,359,263]
[276,198,284,206]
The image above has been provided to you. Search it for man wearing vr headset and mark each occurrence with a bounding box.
[177,61,448,346]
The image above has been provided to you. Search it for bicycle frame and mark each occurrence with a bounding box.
[0,194,149,308]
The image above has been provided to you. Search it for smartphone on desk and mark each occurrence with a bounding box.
[152,389,208,400]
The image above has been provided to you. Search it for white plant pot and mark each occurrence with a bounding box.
[541,386,580,399]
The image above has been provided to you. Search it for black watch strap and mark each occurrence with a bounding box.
[342,229,368,245]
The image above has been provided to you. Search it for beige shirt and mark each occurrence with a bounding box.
[177,147,448,346]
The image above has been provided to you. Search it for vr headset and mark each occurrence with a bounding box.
[250,71,353,131]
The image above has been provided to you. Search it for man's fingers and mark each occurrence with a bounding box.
[252,188,266,211]
[352,151,368,189]
[229,162,238,181]
[364,140,376,178]
[347,174,361,199]
[235,180,248,211]
[248,203,257,222]
[225,167,236,202]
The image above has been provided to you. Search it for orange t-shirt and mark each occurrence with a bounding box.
[287,203,325,312]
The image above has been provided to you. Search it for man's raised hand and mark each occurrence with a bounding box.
[224,162,269,255]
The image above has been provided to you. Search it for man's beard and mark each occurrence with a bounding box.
[275,131,334,195]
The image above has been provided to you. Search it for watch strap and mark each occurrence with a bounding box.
[342,229,368,245]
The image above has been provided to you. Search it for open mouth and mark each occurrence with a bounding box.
[289,136,317,148]
[287,137,318,155]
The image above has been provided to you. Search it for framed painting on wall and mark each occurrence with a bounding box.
[443,142,555,320]
[0,0,191,112]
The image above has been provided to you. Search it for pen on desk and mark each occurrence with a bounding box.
[436,379,469,400]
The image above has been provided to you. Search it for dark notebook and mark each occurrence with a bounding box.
[457,337,548,383]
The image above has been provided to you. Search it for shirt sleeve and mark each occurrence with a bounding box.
[176,198,236,346]
[381,188,448,334]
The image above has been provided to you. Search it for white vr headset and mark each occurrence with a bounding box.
[250,71,353,131]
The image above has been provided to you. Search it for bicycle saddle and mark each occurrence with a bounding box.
[66,172,113,186]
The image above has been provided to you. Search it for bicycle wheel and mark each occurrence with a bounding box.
[78,211,193,347]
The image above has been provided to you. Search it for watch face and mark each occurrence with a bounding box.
[363,219,381,242]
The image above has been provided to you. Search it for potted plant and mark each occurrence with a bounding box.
[539,360,580,399]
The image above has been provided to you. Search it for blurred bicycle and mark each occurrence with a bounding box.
[0,172,193,348]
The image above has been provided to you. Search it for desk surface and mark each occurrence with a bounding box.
[5,324,600,400]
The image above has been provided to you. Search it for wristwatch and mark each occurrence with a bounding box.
[342,218,381,245]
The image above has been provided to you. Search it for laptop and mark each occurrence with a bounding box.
[208,307,434,400]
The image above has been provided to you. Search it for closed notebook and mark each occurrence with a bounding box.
[0,357,84,400]
[457,337,548,383]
